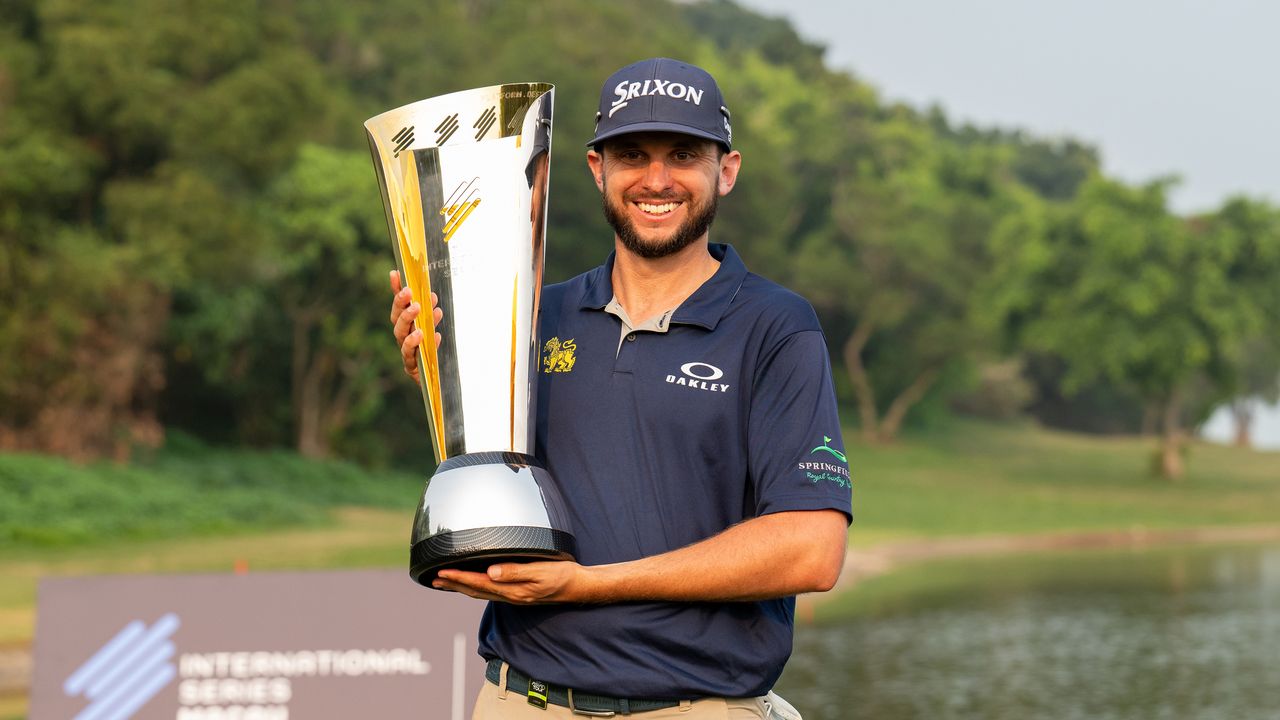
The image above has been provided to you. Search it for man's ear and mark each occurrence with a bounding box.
[586,149,605,192]
[718,150,742,197]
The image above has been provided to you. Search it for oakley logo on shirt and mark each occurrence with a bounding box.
[666,362,731,392]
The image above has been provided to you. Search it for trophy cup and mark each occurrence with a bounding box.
[365,84,576,588]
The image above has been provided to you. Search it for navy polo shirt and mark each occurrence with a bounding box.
[477,243,852,699]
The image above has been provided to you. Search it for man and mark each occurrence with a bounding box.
[390,58,851,719]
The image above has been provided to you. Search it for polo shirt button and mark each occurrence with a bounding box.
[626,333,637,342]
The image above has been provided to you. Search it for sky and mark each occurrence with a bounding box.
[735,0,1279,215]
[734,0,1280,449]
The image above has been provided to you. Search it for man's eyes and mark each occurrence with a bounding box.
[613,149,702,163]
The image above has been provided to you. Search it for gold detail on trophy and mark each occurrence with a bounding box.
[542,337,577,374]
[390,150,445,455]
[441,177,481,243]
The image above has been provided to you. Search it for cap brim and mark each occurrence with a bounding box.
[587,121,729,150]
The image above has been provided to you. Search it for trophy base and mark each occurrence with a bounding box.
[410,526,577,585]
[409,451,577,589]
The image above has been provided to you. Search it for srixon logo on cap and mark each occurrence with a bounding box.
[609,79,705,117]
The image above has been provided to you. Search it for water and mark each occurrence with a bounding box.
[775,544,1280,720]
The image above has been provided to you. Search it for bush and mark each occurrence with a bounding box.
[0,437,421,547]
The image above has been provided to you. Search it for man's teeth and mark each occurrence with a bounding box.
[637,202,678,214]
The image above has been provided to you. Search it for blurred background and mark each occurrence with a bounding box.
[1,1,1277,718]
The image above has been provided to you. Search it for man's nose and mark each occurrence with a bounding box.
[641,159,673,191]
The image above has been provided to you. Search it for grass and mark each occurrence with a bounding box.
[842,420,1280,546]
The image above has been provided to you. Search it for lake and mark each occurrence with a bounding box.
[775,543,1280,720]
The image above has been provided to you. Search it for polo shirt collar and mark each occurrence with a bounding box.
[577,243,748,331]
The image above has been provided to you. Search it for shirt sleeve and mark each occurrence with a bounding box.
[746,329,853,523]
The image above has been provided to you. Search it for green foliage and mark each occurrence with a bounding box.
[0,435,420,546]
[1001,178,1270,411]
[1,0,1277,467]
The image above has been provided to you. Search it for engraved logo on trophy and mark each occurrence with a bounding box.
[435,114,460,145]
[365,84,576,589]
[391,126,415,157]
[441,178,481,244]
[473,106,497,141]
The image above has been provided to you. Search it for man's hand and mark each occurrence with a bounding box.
[433,562,596,604]
[389,270,443,383]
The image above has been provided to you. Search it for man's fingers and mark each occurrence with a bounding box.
[432,579,503,602]
[401,328,421,374]
[488,564,529,582]
[395,301,421,344]
[435,570,503,597]
[389,284,413,325]
[389,275,437,384]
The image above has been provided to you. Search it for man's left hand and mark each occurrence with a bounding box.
[433,561,592,604]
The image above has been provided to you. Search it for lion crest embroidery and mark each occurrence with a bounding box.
[542,337,577,373]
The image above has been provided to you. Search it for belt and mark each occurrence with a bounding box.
[485,658,683,716]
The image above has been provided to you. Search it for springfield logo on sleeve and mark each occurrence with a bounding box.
[64,613,181,720]
[799,435,851,488]
[810,436,847,463]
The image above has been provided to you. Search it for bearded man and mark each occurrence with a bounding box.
[391,58,851,720]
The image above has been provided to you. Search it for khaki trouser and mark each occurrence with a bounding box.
[471,662,774,719]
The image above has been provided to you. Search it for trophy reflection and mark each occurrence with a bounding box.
[365,84,576,588]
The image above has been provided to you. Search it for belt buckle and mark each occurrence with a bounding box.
[567,688,616,718]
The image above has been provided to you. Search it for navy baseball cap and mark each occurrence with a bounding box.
[588,58,732,151]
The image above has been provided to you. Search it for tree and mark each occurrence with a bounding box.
[996,178,1270,478]
[265,146,395,457]
[792,111,1034,442]
[1195,197,1280,447]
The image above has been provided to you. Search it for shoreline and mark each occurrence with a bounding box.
[796,523,1280,620]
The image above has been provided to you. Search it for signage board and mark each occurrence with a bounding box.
[30,570,486,719]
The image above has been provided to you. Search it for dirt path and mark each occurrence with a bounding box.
[0,647,27,702]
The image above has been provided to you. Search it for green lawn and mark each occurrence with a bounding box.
[1,420,1276,718]
[843,420,1280,546]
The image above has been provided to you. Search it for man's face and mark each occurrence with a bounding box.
[587,132,741,259]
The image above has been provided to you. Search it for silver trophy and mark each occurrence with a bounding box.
[365,84,576,588]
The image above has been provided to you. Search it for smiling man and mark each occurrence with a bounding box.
[391,58,851,719]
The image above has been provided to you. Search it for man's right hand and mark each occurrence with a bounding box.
[390,270,443,383]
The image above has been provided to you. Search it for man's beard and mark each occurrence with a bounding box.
[601,186,719,260]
